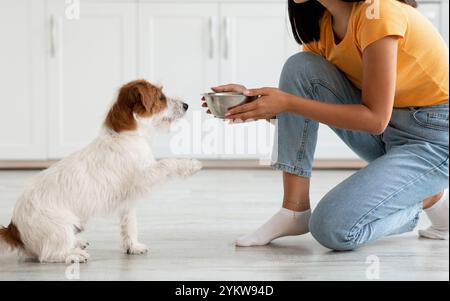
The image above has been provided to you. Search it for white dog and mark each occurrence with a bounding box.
[0,79,201,263]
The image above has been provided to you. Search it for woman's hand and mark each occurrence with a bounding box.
[202,84,247,114]
[225,87,292,121]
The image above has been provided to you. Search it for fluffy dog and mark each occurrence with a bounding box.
[0,79,201,263]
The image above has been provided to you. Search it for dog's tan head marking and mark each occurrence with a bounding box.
[104,79,168,133]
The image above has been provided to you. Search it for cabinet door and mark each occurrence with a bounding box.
[219,3,296,160]
[418,3,441,29]
[0,0,46,160]
[219,3,357,160]
[220,3,297,93]
[417,1,448,45]
[138,3,220,158]
[441,1,449,44]
[47,0,136,158]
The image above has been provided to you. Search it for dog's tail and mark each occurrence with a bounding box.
[0,223,24,253]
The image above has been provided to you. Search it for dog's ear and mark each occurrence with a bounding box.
[134,84,155,113]
[104,84,139,132]
[104,80,166,132]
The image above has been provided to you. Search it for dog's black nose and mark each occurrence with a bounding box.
[183,103,189,111]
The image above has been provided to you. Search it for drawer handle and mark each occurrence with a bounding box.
[50,15,57,58]
[208,17,214,60]
[223,17,230,60]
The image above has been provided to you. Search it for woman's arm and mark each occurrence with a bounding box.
[225,36,399,135]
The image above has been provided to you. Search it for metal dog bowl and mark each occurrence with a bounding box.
[202,92,257,118]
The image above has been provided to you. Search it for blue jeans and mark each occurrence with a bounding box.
[273,52,449,251]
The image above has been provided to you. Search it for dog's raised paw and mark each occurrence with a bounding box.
[126,243,149,255]
[190,159,202,173]
[178,159,202,177]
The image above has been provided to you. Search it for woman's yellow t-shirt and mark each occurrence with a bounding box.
[304,0,449,108]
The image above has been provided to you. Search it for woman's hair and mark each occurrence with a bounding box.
[288,0,418,45]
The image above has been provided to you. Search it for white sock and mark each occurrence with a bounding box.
[419,189,449,240]
[235,208,311,247]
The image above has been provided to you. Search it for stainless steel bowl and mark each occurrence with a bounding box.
[202,92,257,118]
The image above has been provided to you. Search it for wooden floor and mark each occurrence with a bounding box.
[0,169,448,281]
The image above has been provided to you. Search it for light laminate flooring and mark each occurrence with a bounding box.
[0,169,447,281]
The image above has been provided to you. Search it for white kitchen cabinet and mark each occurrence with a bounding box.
[0,0,448,163]
[218,3,356,159]
[441,1,449,44]
[219,3,297,88]
[0,0,47,160]
[138,3,221,158]
[46,0,137,158]
[314,1,450,160]
[44,0,448,161]
[217,3,295,160]
[418,3,441,31]
[418,1,449,44]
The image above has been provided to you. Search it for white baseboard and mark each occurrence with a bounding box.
[0,159,366,170]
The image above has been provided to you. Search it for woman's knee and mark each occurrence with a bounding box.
[280,52,330,89]
[309,201,357,251]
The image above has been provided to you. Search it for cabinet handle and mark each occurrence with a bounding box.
[50,15,57,58]
[223,17,230,60]
[208,17,214,60]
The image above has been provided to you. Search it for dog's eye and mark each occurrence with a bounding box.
[159,95,166,101]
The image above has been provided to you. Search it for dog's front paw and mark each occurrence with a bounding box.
[65,248,90,264]
[125,242,149,255]
[177,159,202,177]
